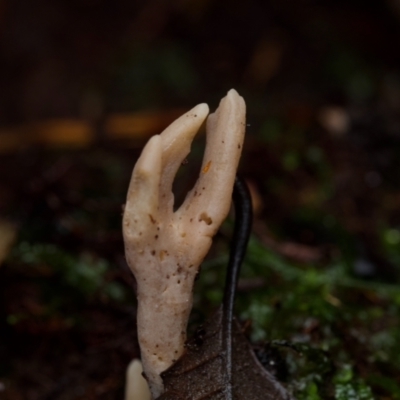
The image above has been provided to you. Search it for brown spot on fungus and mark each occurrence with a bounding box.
[199,212,213,225]
[149,214,156,224]
[159,250,167,261]
[202,160,211,173]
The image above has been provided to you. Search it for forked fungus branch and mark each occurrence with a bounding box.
[123,89,246,398]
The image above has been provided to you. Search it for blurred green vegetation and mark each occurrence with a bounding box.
[196,231,400,399]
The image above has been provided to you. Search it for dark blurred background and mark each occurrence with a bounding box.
[1,0,400,399]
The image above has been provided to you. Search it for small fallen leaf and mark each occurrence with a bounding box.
[158,306,293,400]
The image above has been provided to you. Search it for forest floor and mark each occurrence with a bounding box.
[1,0,400,399]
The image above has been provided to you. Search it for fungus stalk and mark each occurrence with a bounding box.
[123,89,246,398]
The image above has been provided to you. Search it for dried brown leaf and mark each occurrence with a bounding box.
[157,307,293,400]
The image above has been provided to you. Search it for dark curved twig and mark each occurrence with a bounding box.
[222,175,253,396]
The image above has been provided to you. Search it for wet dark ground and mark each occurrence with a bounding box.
[1,1,400,398]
